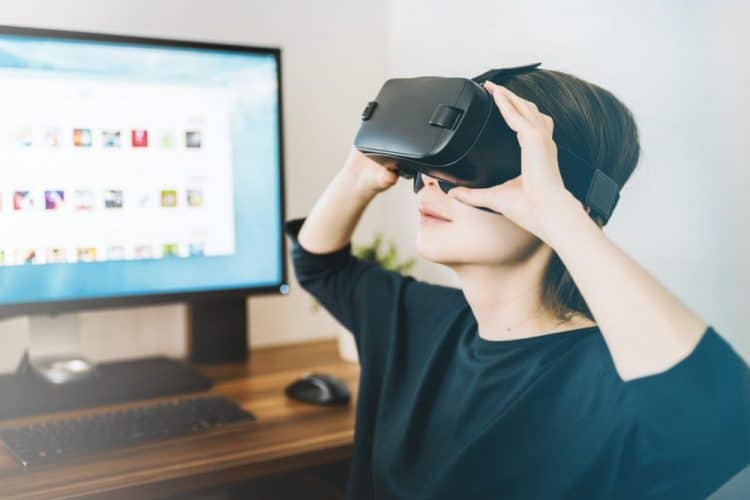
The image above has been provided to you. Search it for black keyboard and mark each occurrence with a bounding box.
[0,394,256,467]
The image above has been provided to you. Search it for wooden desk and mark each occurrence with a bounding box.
[0,339,360,499]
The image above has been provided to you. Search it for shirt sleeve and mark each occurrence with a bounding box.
[623,325,750,499]
[284,217,458,363]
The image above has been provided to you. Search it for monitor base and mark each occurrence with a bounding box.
[0,355,213,420]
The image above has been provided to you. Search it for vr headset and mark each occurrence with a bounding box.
[354,62,620,225]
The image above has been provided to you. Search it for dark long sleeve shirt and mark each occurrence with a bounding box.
[284,216,750,499]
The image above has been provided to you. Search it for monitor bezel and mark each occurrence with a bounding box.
[0,24,288,318]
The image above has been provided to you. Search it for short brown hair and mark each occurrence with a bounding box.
[502,68,641,321]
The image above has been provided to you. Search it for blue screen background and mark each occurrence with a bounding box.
[0,33,283,306]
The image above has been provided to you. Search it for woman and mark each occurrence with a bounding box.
[283,68,750,499]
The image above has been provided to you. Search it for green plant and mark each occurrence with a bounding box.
[310,232,417,313]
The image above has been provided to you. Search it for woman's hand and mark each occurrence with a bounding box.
[297,146,398,255]
[342,146,400,198]
[446,81,585,247]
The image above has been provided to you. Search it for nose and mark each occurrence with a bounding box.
[413,173,437,194]
[413,172,457,195]
[420,173,437,187]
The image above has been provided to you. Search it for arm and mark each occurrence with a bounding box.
[285,147,412,344]
[539,192,707,381]
[296,147,398,254]
[289,147,462,361]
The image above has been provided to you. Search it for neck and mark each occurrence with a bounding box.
[452,246,596,341]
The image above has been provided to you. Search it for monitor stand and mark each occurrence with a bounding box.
[0,313,214,420]
[187,296,249,363]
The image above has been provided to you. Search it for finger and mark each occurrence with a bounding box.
[378,159,399,172]
[483,81,528,133]
[487,82,554,136]
[381,168,398,184]
[446,185,501,211]
[493,84,539,119]
[484,81,534,119]
[484,81,527,115]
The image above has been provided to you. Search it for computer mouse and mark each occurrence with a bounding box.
[284,372,351,405]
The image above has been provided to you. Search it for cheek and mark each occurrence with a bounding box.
[416,209,540,264]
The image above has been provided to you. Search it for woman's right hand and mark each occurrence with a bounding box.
[342,146,400,198]
[297,147,400,254]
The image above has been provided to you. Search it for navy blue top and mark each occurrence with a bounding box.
[284,217,750,499]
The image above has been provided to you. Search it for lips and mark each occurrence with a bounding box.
[418,205,451,222]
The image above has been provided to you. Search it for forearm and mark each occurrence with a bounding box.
[542,192,708,382]
[297,166,376,254]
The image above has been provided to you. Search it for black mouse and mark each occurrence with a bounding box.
[285,372,351,405]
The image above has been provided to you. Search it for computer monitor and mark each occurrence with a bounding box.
[0,25,287,373]
[0,25,286,313]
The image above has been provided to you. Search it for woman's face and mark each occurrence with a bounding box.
[415,173,545,267]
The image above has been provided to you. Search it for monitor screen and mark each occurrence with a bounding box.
[0,27,285,313]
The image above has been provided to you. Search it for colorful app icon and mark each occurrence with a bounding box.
[77,247,97,263]
[15,249,38,264]
[160,189,177,207]
[47,248,67,263]
[74,189,96,211]
[102,130,121,148]
[189,242,205,257]
[134,244,152,259]
[185,130,202,148]
[159,132,174,149]
[104,189,124,209]
[162,243,179,257]
[131,129,148,147]
[41,126,61,147]
[12,124,32,147]
[187,189,203,207]
[13,191,34,211]
[73,128,92,147]
[45,190,65,210]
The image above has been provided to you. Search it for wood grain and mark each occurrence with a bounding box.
[0,339,360,499]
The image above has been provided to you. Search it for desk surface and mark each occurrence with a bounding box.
[0,339,360,500]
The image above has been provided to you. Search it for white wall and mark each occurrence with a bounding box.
[0,0,391,372]
[386,0,750,360]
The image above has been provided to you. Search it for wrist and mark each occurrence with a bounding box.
[339,164,379,203]
[537,190,592,248]
[340,164,380,201]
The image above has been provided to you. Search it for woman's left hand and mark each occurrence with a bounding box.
[446,80,585,247]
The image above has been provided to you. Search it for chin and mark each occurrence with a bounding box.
[416,230,460,265]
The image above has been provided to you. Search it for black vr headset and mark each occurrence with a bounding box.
[354,62,621,225]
